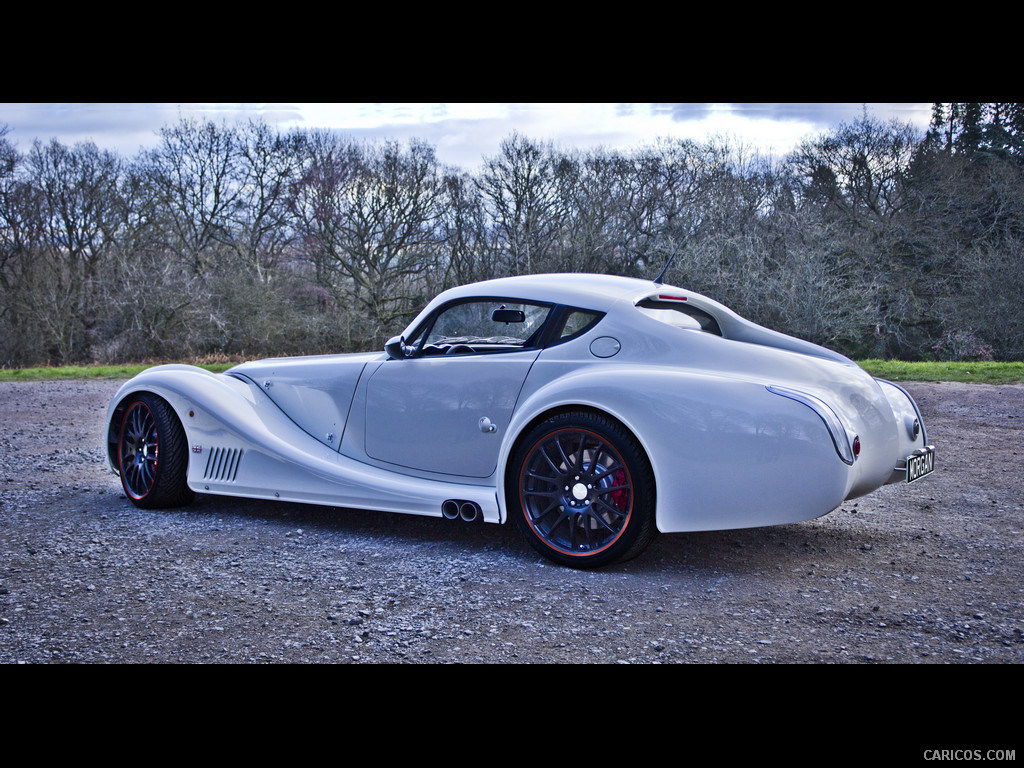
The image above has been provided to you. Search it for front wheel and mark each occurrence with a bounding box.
[116,393,195,509]
[509,412,656,568]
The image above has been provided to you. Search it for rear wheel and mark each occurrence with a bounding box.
[117,393,194,509]
[509,412,656,568]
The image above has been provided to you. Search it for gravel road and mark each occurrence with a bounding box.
[1,378,1022,664]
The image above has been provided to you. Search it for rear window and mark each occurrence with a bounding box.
[635,299,722,336]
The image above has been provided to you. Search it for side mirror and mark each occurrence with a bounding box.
[385,335,407,360]
[492,308,526,324]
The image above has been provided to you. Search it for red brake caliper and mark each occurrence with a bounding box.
[610,469,628,510]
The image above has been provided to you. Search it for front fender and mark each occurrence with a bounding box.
[106,365,241,473]
[106,364,500,520]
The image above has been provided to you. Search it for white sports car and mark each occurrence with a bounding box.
[106,273,935,568]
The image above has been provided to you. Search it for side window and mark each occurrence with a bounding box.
[558,309,603,340]
[418,300,551,354]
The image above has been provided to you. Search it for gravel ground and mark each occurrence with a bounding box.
[1,378,1022,664]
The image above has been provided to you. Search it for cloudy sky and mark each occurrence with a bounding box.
[1,102,933,171]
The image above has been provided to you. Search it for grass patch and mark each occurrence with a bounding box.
[858,359,1024,384]
[0,362,237,382]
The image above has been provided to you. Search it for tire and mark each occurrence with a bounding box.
[116,393,195,509]
[509,411,656,568]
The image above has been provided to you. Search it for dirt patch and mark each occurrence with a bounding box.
[1,379,1022,663]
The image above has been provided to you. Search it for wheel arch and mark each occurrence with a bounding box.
[106,386,192,477]
[497,401,656,525]
[104,365,229,475]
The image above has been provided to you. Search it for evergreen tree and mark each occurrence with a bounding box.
[927,103,949,149]
[984,103,1012,156]
[956,103,985,153]
[929,102,1024,162]
[1008,103,1024,160]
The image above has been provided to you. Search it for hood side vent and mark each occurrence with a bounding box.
[203,447,243,482]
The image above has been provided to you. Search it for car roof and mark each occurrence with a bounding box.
[431,273,671,313]
[401,272,851,364]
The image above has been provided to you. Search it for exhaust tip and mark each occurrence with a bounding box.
[442,499,481,522]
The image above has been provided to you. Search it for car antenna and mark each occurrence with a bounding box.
[653,238,683,284]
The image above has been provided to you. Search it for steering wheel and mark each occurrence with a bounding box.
[446,344,475,355]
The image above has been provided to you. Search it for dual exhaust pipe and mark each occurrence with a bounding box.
[442,499,481,522]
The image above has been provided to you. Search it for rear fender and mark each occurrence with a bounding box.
[875,378,931,484]
[498,366,855,532]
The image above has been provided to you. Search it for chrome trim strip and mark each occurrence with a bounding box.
[767,385,855,465]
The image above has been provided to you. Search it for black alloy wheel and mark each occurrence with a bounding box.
[511,412,656,568]
[117,393,194,509]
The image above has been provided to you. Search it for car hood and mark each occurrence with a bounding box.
[228,352,384,449]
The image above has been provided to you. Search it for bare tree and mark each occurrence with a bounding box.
[290,136,448,347]
[790,115,919,227]
[547,148,630,275]
[142,117,240,275]
[17,139,123,363]
[437,170,497,286]
[333,139,447,343]
[288,129,361,292]
[4,114,1024,366]
[0,127,30,310]
[476,132,562,275]
[224,120,303,282]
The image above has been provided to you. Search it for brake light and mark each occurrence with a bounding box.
[657,294,688,301]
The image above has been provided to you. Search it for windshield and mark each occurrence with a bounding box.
[419,300,551,351]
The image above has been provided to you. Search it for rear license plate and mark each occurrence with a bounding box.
[906,446,936,483]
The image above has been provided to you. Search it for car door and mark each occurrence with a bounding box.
[363,299,550,478]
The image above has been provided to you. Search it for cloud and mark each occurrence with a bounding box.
[1,102,933,170]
